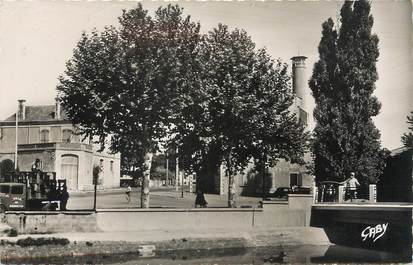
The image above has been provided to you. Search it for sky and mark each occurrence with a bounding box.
[0,0,411,150]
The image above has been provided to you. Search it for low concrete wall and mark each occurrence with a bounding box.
[2,194,314,234]
[1,211,98,234]
[255,194,313,228]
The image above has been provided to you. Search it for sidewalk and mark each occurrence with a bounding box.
[68,188,262,209]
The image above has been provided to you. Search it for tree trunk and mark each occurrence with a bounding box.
[227,166,236,208]
[141,152,153,208]
[175,147,179,191]
[262,152,267,200]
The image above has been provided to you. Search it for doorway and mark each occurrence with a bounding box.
[61,155,79,190]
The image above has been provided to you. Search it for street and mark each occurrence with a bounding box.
[67,188,262,210]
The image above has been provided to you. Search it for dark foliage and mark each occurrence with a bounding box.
[401,111,413,148]
[0,159,15,180]
[309,0,388,184]
[16,237,70,247]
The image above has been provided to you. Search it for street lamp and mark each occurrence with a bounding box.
[262,150,267,201]
[15,99,26,169]
[92,165,100,211]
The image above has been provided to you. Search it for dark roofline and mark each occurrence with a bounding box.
[0,120,73,127]
[390,146,412,157]
[291,56,308,61]
[4,103,68,123]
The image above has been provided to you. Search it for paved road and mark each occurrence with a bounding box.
[67,188,262,210]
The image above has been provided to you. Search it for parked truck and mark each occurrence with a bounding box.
[0,171,66,212]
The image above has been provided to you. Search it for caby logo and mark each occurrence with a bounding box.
[361,223,388,243]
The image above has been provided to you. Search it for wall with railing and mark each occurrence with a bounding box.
[313,183,377,204]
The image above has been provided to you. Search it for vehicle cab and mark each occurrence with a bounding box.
[0,183,26,212]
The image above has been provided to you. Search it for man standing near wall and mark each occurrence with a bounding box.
[343,172,360,201]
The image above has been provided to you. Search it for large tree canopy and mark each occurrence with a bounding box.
[58,4,201,207]
[309,0,388,185]
[173,24,308,207]
[58,4,307,208]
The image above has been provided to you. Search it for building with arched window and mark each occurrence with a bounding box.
[0,99,121,191]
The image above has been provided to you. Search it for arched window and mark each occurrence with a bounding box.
[40,130,49,143]
[62,129,72,143]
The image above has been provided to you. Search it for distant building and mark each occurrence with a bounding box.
[213,56,314,195]
[0,99,121,191]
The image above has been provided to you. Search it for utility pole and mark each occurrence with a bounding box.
[14,105,18,170]
[93,178,97,211]
[15,99,25,170]
[93,166,99,211]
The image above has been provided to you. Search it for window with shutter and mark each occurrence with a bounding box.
[40,130,49,143]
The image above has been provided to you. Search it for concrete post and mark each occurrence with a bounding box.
[338,185,345,203]
[369,184,377,203]
[36,172,41,199]
[312,184,318,203]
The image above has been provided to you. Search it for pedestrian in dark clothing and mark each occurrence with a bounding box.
[195,189,208,208]
[60,185,69,211]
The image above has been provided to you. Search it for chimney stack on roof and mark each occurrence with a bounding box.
[55,97,61,120]
[18,99,26,120]
[291,56,307,105]
[291,56,308,127]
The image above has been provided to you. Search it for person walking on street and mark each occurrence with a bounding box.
[125,185,132,204]
[195,189,208,208]
[60,185,69,211]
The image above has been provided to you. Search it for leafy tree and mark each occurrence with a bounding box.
[0,159,15,180]
[174,24,307,207]
[401,112,413,148]
[57,4,200,208]
[309,0,388,185]
[244,49,308,183]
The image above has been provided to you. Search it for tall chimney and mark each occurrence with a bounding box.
[18,99,26,120]
[55,97,61,120]
[291,56,308,126]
